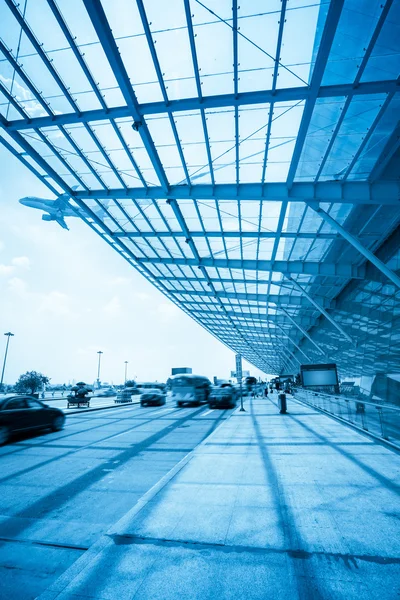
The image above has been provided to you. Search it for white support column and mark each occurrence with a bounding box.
[286,277,356,346]
[308,203,400,290]
[278,307,328,357]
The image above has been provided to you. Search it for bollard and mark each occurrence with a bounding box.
[278,393,287,414]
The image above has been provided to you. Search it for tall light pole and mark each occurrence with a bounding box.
[96,351,103,388]
[124,361,128,384]
[1,332,14,391]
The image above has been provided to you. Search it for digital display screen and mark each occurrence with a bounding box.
[301,364,338,387]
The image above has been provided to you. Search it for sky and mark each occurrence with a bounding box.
[0,144,271,386]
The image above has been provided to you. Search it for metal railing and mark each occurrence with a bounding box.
[294,389,400,449]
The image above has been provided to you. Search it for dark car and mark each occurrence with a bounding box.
[0,395,65,445]
[209,385,237,409]
[140,389,166,407]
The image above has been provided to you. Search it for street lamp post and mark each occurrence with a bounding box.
[1,332,14,391]
[96,351,103,388]
[124,361,128,384]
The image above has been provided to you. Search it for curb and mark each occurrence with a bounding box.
[37,400,245,599]
[65,400,140,416]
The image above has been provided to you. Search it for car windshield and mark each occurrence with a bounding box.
[142,389,161,395]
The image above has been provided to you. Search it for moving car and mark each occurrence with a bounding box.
[0,395,65,445]
[209,384,237,409]
[136,382,166,393]
[140,389,166,407]
[93,387,116,397]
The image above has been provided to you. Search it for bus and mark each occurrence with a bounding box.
[169,374,212,407]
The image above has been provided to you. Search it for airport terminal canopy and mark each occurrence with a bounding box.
[1,0,400,378]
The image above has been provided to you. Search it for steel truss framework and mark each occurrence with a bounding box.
[1,0,400,375]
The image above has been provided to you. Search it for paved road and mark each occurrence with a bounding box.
[0,399,233,600]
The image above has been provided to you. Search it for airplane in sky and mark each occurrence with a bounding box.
[19,187,80,230]
[19,188,107,230]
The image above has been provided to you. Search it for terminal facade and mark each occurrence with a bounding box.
[0,0,399,404]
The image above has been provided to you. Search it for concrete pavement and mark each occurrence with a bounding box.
[38,394,400,600]
[0,399,233,599]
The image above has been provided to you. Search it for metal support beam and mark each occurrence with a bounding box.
[172,290,332,308]
[194,310,315,327]
[286,276,355,345]
[74,181,400,204]
[5,80,398,131]
[278,307,327,357]
[113,230,379,241]
[82,0,169,191]
[273,321,312,363]
[136,256,363,278]
[308,204,400,290]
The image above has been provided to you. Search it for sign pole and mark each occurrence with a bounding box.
[235,353,245,412]
[239,379,244,411]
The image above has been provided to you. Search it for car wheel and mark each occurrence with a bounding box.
[51,416,65,432]
[0,426,10,446]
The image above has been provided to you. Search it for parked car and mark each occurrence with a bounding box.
[140,389,166,407]
[208,385,237,409]
[0,395,65,445]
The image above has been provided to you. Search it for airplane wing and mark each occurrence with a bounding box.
[56,216,69,230]
[53,185,79,210]
[42,214,69,230]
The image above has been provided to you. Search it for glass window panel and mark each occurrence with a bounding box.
[322,0,384,86]
[191,1,233,96]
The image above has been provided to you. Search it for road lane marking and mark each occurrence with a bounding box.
[200,409,215,417]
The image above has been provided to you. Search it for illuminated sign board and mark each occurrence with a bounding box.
[301,364,338,387]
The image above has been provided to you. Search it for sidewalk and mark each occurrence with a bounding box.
[38,395,400,600]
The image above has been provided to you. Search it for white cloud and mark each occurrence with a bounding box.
[0,264,14,276]
[39,291,72,316]
[7,277,28,295]
[133,291,150,301]
[77,345,108,357]
[109,276,131,285]
[0,75,47,117]
[103,296,121,317]
[157,302,181,321]
[12,256,31,269]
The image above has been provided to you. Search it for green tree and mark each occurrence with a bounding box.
[14,371,50,395]
[125,379,137,388]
